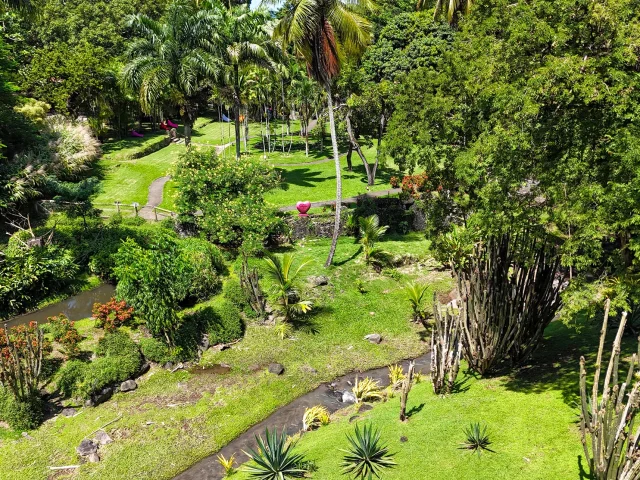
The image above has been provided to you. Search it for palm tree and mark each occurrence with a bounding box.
[359,214,389,263]
[219,6,278,159]
[274,0,375,267]
[417,0,474,25]
[263,252,312,322]
[292,71,320,157]
[122,2,220,146]
[341,423,396,480]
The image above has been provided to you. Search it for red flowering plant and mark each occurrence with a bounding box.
[0,322,50,401]
[390,176,400,188]
[92,298,134,333]
[399,172,445,200]
[47,314,81,358]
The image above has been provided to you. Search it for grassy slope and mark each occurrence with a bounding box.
[233,315,625,480]
[0,235,452,480]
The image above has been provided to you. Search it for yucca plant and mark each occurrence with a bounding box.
[263,253,313,322]
[217,453,236,477]
[243,428,308,479]
[302,405,331,431]
[359,215,389,264]
[460,423,494,454]
[388,364,405,391]
[405,282,430,327]
[353,377,383,403]
[341,424,396,479]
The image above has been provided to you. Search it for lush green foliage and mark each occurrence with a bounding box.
[180,238,225,301]
[113,234,192,344]
[174,147,283,251]
[358,215,389,263]
[189,300,243,346]
[139,337,173,365]
[262,253,312,322]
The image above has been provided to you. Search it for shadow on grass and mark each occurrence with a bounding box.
[406,403,425,418]
[500,314,637,407]
[291,305,334,335]
[277,167,327,190]
[334,246,363,267]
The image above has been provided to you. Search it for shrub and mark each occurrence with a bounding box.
[181,238,224,301]
[352,377,383,403]
[205,301,244,345]
[92,298,134,332]
[79,355,141,398]
[223,277,249,309]
[95,330,140,358]
[0,394,44,431]
[389,176,400,188]
[302,405,330,431]
[55,359,88,398]
[47,314,82,358]
[140,337,173,364]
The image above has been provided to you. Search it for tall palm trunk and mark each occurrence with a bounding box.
[233,64,242,160]
[325,84,341,267]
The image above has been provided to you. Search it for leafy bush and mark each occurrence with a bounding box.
[174,148,284,252]
[0,244,78,319]
[223,277,249,309]
[55,359,88,398]
[202,301,244,345]
[13,98,50,125]
[47,314,82,358]
[140,337,173,364]
[92,297,134,332]
[181,238,224,301]
[0,393,44,431]
[56,332,142,399]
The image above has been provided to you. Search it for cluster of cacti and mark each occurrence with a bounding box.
[579,300,640,480]
[454,232,562,375]
[430,300,462,395]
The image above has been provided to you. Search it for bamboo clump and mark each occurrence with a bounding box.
[579,300,640,480]
[430,299,462,395]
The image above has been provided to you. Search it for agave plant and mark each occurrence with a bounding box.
[302,405,331,431]
[460,423,494,454]
[263,253,313,322]
[353,377,383,403]
[243,428,308,479]
[405,282,430,326]
[358,215,389,263]
[341,424,396,479]
[217,453,236,477]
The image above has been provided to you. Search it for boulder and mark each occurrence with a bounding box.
[95,430,112,445]
[400,436,408,443]
[76,439,98,457]
[268,363,285,375]
[342,391,357,404]
[87,453,101,463]
[90,386,114,406]
[61,407,77,418]
[164,361,174,370]
[137,362,151,376]
[364,334,382,344]
[120,380,137,392]
[198,334,210,352]
[309,275,329,287]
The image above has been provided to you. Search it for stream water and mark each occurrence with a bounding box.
[4,283,116,328]
[174,353,431,480]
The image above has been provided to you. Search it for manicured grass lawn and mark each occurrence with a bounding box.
[264,144,398,208]
[232,312,630,479]
[190,118,301,146]
[0,235,452,480]
[93,144,186,211]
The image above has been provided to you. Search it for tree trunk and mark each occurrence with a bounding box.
[399,362,415,422]
[324,85,341,267]
[345,110,375,185]
[233,65,242,160]
[346,143,353,171]
[244,106,249,152]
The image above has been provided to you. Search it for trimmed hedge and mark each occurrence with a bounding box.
[140,337,173,364]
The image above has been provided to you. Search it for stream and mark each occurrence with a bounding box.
[174,353,431,480]
[4,283,116,328]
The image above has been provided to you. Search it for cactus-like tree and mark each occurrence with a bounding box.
[431,299,462,395]
[579,299,640,479]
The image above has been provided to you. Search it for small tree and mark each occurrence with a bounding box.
[359,215,389,264]
[47,314,81,358]
[405,282,430,327]
[263,253,312,322]
[579,299,640,479]
[92,297,134,333]
[431,300,462,395]
[0,322,48,402]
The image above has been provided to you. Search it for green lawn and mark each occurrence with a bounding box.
[190,118,301,146]
[93,144,186,211]
[264,144,398,208]
[0,235,452,480]
[101,132,169,163]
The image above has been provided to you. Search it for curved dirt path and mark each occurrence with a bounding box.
[139,175,171,220]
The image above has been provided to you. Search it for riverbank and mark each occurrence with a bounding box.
[0,234,452,479]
